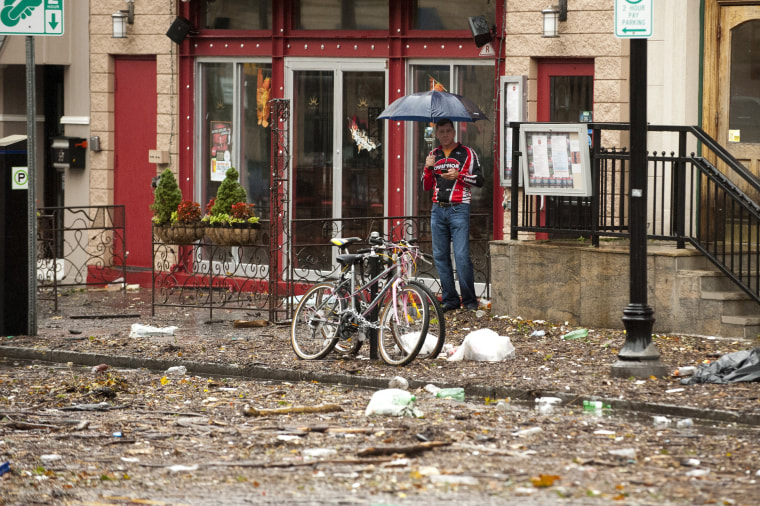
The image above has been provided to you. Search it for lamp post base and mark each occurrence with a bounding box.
[611,303,668,378]
[610,356,668,379]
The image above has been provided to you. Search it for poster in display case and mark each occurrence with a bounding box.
[519,123,592,196]
[499,76,527,187]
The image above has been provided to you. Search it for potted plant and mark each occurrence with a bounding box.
[151,168,184,244]
[159,199,205,245]
[203,167,260,246]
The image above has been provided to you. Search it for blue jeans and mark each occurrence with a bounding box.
[431,203,477,308]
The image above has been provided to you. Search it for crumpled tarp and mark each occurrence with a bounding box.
[681,347,760,384]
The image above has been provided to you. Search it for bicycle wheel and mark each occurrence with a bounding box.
[407,281,445,359]
[378,283,430,366]
[291,283,343,360]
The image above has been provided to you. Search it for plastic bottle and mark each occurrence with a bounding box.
[436,387,465,401]
[583,400,603,410]
[562,329,589,340]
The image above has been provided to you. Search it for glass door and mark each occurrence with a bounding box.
[289,61,386,271]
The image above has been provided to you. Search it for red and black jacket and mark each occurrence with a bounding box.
[422,143,484,204]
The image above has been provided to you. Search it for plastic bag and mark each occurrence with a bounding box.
[681,347,760,384]
[397,331,439,356]
[365,388,422,417]
[447,328,515,361]
[129,323,178,337]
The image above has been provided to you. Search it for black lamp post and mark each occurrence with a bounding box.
[610,38,667,379]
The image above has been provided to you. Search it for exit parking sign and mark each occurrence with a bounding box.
[615,0,652,39]
[0,0,64,36]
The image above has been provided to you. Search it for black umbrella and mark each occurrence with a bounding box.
[377,90,488,123]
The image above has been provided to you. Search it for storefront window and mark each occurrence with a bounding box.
[412,0,495,31]
[198,61,272,219]
[410,63,494,229]
[295,0,388,30]
[202,0,271,30]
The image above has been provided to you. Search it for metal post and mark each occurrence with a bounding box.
[26,36,37,335]
[611,38,666,378]
[368,255,379,360]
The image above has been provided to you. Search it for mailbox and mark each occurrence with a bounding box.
[51,137,87,169]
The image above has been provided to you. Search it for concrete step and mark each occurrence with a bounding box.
[721,315,760,340]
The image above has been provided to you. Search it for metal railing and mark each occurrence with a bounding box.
[37,205,127,310]
[509,122,760,304]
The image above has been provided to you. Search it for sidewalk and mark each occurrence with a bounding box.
[3,287,759,426]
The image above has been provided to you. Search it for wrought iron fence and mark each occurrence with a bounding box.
[37,205,127,311]
[509,122,760,304]
[151,213,492,323]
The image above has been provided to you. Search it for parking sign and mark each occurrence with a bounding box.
[0,0,64,36]
[614,0,652,39]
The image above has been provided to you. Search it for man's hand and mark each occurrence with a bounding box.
[441,168,460,180]
[425,154,436,168]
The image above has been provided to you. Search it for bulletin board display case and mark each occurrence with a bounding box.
[519,123,592,196]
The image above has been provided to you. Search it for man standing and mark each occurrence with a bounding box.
[422,118,484,311]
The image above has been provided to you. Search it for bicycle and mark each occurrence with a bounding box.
[329,235,445,360]
[290,234,431,366]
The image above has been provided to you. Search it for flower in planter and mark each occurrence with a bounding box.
[202,167,259,226]
[151,168,182,225]
[172,200,202,225]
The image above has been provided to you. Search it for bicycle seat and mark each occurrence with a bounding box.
[336,253,365,267]
[331,237,363,249]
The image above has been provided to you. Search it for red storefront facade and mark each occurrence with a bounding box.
[175,0,503,243]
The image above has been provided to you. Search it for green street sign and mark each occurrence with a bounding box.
[614,0,652,39]
[0,0,64,36]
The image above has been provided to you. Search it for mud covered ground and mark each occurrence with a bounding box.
[1,288,759,505]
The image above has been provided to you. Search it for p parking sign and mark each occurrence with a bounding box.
[12,166,29,189]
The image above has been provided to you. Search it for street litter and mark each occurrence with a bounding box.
[168,464,199,473]
[435,387,465,401]
[242,403,342,417]
[388,376,409,390]
[653,416,671,427]
[429,474,479,486]
[447,328,515,361]
[365,389,422,417]
[608,448,636,460]
[165,366,187,376]
[513,427,543,437]
[530,330,546,337]
[680,347,760,384]
[424,383,440,395]
[676,418,694,428]
[129,323,178,337]
[674,366,696,377]
[0,462,9,477]
[562,328,588,340]
[303,448,337,458]
[535,396,561,413]
[397,331,439,356]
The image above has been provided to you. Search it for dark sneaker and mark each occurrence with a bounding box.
[463,304,478,311]
[442,304,460,313]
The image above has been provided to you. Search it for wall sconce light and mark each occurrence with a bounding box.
[542,0,567,38]
[112,0,134,39]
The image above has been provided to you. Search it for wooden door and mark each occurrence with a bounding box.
[705,3,760,197]
[719,6,760,187]
[114,57,157,268]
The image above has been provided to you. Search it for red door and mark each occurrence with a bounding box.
[114,57,157,268]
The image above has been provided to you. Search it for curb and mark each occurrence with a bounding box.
[3,345,759,427]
